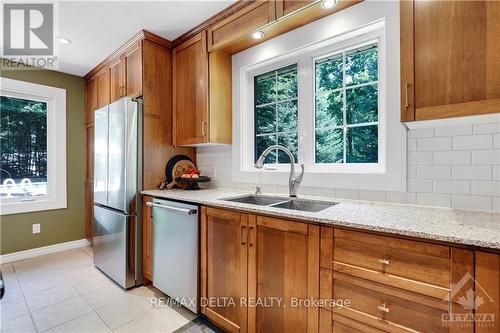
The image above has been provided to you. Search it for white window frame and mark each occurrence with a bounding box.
[232,1,406,191]
[0,77,67,215]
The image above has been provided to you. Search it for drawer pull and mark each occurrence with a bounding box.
[377,258,390,265]
[377,304,390,313]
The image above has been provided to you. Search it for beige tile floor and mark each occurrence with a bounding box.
[0,247,210,333]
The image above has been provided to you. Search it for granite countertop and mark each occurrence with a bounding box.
[142,188,500,250]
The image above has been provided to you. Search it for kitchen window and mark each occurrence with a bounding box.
[0,78,66,215]
[233,9,406,192]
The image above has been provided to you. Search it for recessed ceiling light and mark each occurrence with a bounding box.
[58,37,72,44]
[251,31,264,40]
[321,0,337,9]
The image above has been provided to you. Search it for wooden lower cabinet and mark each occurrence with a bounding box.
[475,251,500,333]
[201,207,248,333]
[200,207,319,333]
[84,180,93,241]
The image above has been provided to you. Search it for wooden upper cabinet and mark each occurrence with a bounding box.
[125,42,143,98]
[201,207,248,333]
[95,69,110,109]
[207,1,276,52]
[85,78,97,124]
[109,56,124,103]
[276,0,315,18]
[109,41,143,103]
[401,0,500,121]
[173,31,210,145]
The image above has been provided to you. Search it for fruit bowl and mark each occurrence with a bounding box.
[174,176,211,190]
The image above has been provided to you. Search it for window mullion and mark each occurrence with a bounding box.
[342,51,347,164]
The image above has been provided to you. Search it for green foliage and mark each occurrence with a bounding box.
[0,96,47,181]
[346,125,378,163]
[254,64,298,163]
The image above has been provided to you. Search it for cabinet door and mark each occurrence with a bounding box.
[402,0,500,121]
[201,207,248,333]
[85,79,97,124]
[125,42,143,98]
[475,251,500,333]
[207,1,276,51]
[96,69,110,109]
[247,215,319,333]
[84,180,93,241]
[276,0,314,18]
[142,195,153,281]
[109,56,124,103]
[173,31,209,145]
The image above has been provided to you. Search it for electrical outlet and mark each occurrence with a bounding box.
[32,223,40,234]
[211,167,217,178]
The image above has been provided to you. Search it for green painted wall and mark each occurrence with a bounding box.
[0,69,86,255]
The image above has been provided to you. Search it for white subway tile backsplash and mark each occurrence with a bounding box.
[335,189,360,200]
[407,179,433,193]
[433,151,470,165]
[407,138,417,152]
[417,137,452,151]
[408,128,434,138]
[453,134,492,150]
[408,152,433,165]
[473,123,500,134]
[359,190,387,202]
[472,150,500,165]
[471,181,500,196]
[452,195,493,211]
[435,125,472,137]
[433,180,470,194]
[493,166,500,181]
[417,166,451,179]
[417,193,451,208]
[452,166,491,180]
[386,191,417,204]
[197,121,500,212]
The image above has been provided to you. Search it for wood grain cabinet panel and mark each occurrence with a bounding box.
[475,251,500,333]
[201,207,248,333]
[173,32,232,146]
[207,1,276,52]
[142,195,153,281]
[401,0,500,121]
[84,180,93,242]
[85,79,97,124]
[276,0,315,18]
[247,215,319,333]
[108,56,123,103]
[96,69,110,109]
[125,42,143,98]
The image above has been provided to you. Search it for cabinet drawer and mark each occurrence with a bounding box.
[333,229,450,298]
[333,273,449,333]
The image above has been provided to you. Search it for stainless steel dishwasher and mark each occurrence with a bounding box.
[146,198,199,313]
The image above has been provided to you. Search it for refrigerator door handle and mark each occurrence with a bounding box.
[146,201,197,215]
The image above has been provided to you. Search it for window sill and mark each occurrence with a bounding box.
[0,197,67,215]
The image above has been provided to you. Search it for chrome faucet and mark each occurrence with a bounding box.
[254,145,304,197]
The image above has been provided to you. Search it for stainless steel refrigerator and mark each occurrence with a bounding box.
[93,97,142,289]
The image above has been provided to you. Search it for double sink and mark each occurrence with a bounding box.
[222,194,338,213]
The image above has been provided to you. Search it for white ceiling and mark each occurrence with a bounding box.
[57,1,236,76]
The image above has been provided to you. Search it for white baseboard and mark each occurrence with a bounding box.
[0,239,91,264]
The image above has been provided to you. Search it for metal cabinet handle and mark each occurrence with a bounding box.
[240,225,247,245]
[248,225,254,246]
[405,82,409,108]
[377,304,390,313]
[202,121,207,136]
[377,258,390,265]
[146,201,197,215]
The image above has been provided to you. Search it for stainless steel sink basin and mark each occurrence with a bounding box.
[223,195,289,206]
[222,195,337,212]
[271,199,338,212]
